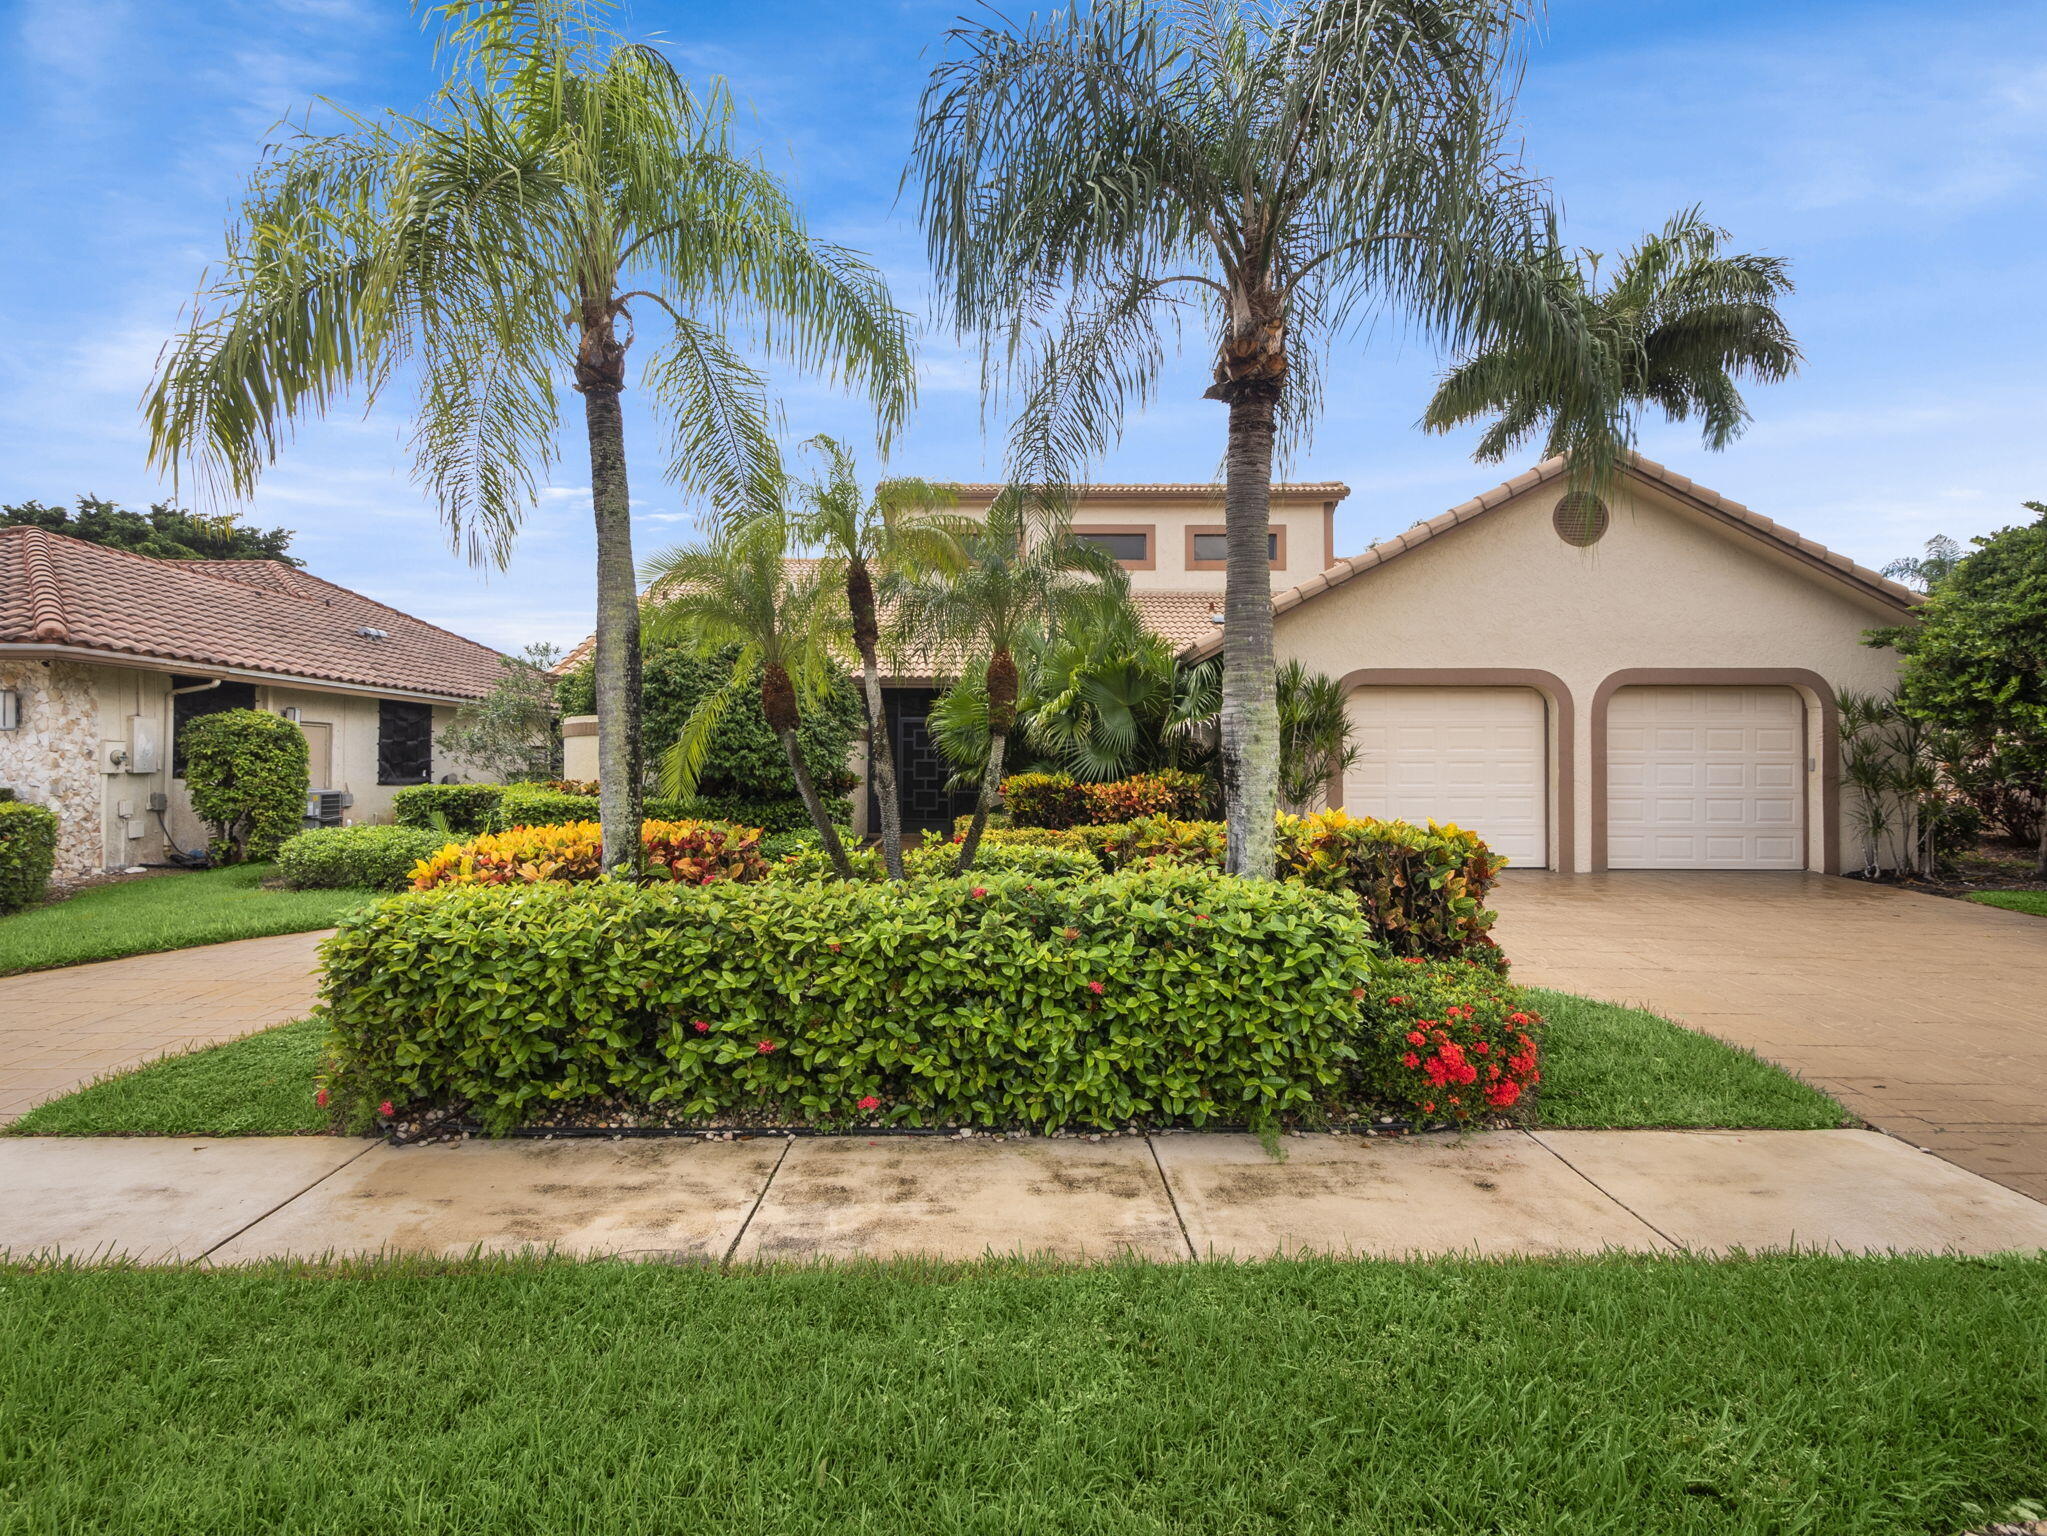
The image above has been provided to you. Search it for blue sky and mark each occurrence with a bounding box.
[2,0,2042,653]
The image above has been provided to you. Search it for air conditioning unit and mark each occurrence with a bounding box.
[304,791,348,828]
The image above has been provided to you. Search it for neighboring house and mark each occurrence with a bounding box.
[0,527,505,879]
[558,456,1917,874]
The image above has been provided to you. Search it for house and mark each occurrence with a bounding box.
[558,455,1917,874]
[0,527,506,879]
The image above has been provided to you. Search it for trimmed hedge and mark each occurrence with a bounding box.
[496,786,845,837]
[992,769,1212,831]
[277,825,451,891]
[1355,958,1542,1125]
[768,838,1101,884]
[319,867,1377,1133]
[181,708,308,863]
[410,819,769,888]
[392,784,506,836]
[0,800,60,913]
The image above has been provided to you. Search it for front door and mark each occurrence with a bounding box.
[875,688,977,838]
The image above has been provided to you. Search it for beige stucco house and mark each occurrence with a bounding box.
[1,527,506,880]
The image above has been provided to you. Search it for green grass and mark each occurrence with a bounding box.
[5,1017,327,1137]
[2,1252,2042,1534]
[1966,888,2047,918]
[0,864,375,976]
[1530,988,1848,1129]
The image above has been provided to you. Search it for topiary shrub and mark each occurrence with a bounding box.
[180,708,309,863]
[999,772,1089,829]
[392,784,507,836]
[999,768,1213,829]
[277,824,452,891]
[410,819,768,889]
[1354,958,1541,1125]
[319,866,1375,1133]
[0,800,60,913]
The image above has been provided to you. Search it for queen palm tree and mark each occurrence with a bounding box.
[911,0,1561,878]
[787,435,961,880]
[897,489,1115,872]
[642,513,857,878]
[1422,209,1799,491]
[145,0,912,876]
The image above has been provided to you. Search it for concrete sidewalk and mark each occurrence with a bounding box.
[6,1127,2046,1265]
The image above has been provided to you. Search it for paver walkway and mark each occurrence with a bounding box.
[1492,872,2047,1201]
[0,931,328,1123]
[5,1128,2045,1264]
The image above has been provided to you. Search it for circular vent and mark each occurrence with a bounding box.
[1553,491,1609,547]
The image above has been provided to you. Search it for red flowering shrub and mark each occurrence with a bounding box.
[1354,959,1541,1126]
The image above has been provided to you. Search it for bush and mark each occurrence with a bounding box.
[998,769,1213,829]
[392,784,507,836]
[1354,959,1541,1125]
[1279,811,1507,969]
[410,819,769,889]
[277,825,451,891]
[765,837,1100,885]
[0,800,59,913]
[180,709,309,863]
[319,866,1376,1133]
[495,785,844,836]
[1071,816,1226,871]
[999,772,1090,830]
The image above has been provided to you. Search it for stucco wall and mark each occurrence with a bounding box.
[1070,500,1336,592]
[1268,478,1906,873]
[0,660,103,879]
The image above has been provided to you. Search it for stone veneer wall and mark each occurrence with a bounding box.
[0,660,104,879]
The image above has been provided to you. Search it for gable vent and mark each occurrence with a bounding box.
[1553,491,1609,547]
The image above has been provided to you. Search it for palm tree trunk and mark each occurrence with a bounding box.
[583,381,644,878]
[955,645,1015,874]
[763,662,853,879]
[847,556,904,879]
[1218,384,1281,879]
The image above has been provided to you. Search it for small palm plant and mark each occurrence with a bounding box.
[897,489,1114,872]
[642,514,856,878]
[1423,209,1799,492]
[1276,660,1359,813]
[788,436,962,879]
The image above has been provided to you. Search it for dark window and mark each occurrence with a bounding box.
[1192,532,1277,563]
[1074,531,1148,562]
[377,700,435,785]
[170,677,256,776]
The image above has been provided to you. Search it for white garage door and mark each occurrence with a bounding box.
[1606,686,1804,869]
[1343,688,1548,867]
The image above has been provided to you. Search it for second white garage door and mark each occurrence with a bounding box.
[1606,685,1805,869]
[1343,687,1548,867]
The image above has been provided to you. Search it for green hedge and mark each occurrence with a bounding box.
[277,824,452,891]
[392,785,506,836]
[496,786,845,836]
[181,708,308,863]
[768,837,1100,884]
[320,867,1376,1134]
[0,800,60,913]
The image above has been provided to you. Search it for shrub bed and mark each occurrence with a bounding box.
[767,838,1101,884]
[393,784,507,836]
[320,867,1377,1133]
[992,769,1212,830]
[496,786,845,836]
[0,799,60,913]
[409,819,769,889]
[278,825,452,891]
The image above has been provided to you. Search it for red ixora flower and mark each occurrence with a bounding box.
[757,1040,777,1054]
[971,887,987,898]
[692,1020,710,1033]
[1402,957,1426,965]
[1484,1081,1522,1108]
[1350,987,1366,1001]
[1388,996,1406,1006]
[1087,980,1105,995]
[1508,1012,1534,1025]
[377,1100,395,1118]
[1401,1052,1420,1069]
[828,943,843,953]
[1406,1030,1426,1046]
[857,1095,881,1112]
[314,1087,329,1108]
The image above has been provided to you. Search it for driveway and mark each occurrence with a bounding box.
[0,931,327,1123]
[1492,872,2047,1201]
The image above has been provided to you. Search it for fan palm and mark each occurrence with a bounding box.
[897,489,1115,872]
[787,435,962,879]
[641,513,857,877]
[912,0,1560,878]
[145,0,913,876]
[1422,209,1799,492]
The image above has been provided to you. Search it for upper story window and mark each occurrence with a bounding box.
[377,700,435,785]
[1073,529,1151,565]
[170,677,257,776]
[1187,526,1283,569]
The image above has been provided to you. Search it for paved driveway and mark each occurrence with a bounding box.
[1492,872,2047,1201]
[0,931,328,1123]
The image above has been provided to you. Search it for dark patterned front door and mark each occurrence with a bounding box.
[875,688,977,836]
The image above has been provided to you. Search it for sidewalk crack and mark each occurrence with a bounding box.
[1145,1134,1197,1260]
[1520,1130,1684,1251]
[194,1138,382,1265]
[723,1135,792,1269]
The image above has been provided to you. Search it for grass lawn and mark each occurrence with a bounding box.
[1966,888,2047,918]
[0,864,375,977]
[1531,988,1848,1130]
[3,1252,2043,1534]
[9,993,1845,1138]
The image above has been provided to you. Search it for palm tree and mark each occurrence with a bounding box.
[1275,659,1358,813]
[898,489,1114,872]
[642,514,857,878]
[787,435,960,879]
[145,0,912,877]
[911,0,1559,878]
[1422,209,1799,492]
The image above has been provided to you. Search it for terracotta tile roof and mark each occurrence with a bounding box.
[1,527,508,701]
[1179,453,1922,661]
[947,481,1349,501]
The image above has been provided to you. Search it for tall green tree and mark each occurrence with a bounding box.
[145,0,912,876]
[911,0,1558,878]
[897,489,1113,872]
[787,435,960,879]
[642,513,858,877]
[1423,209,1799,492]
[1,496,298,564]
